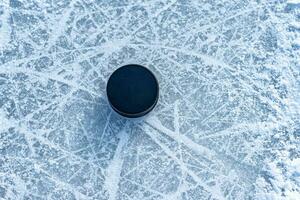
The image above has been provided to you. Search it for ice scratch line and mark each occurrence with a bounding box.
[145,116,217,160]
[142,123,225,200]
[104,123,130,200]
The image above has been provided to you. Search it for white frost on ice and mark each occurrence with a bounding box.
[0,0,11,49]
[0,0,299,199]
[255,156,300,200]
[104,124,130,200]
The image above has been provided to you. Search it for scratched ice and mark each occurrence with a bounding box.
[0,0,300,199]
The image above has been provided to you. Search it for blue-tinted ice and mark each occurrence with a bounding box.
[0,0,300,199]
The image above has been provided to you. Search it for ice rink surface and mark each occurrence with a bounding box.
[0,0,300,199]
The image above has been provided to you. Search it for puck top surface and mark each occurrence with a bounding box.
[106,64,159,118]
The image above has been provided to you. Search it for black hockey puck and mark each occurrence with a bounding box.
[106,64,159,118]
